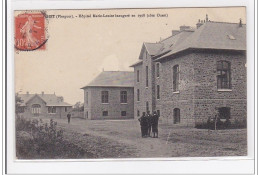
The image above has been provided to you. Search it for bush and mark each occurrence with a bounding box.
[195,118,245,130]
[16,117,93,159]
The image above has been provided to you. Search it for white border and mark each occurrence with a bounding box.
[6,0,255,174]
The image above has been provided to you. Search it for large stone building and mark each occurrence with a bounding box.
[130,17,246,127]
[17,92,72,118]
[81,71,134,120]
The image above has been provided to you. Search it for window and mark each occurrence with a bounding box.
[156,63,160,77]
[121,111,127,116]
[48,106,56,114]
[157,85,160,99]
[218,107,231,119]
[137,110,140,117]
[137,89,140,101]
[86,111,88,118]
[101,91,109,103]
[146,66,148,87]
[157,110,160,117]
[32,104,41,114]
[173,108,180,124]
[217,61,231,89]
[137,70,140,82]
[173,65,180,92]
[85,91,88,105]
[146,101,149,112]
[120,91,127,103]
[65,107,67,112]
[102,111,108,116]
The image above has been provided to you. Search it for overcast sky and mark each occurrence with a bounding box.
[15,7,246,104]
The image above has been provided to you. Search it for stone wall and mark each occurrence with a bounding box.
[133,49,154,118]
[160,52,196,126]
[192,51,247,125]
[84,87,134,120]
[158,50,247,126]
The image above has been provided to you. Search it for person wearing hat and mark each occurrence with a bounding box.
[138,112,148,138]
[151,111,159,138]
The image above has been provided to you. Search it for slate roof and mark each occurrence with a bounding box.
[131,21,246,65]
[17,93,72,107]
[81,71,134,88]
[144,42,163,56]
[129,60,143,67]
[156,21,246,61]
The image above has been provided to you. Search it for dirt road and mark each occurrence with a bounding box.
[39,117,247,158]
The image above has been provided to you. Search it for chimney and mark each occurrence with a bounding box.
[26,91,29,96]
[239,18,243,27]
[179,25,191,31]
[42,91,44,96]
[172,30,180,36]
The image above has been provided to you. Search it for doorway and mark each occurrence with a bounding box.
[31,104,41,117]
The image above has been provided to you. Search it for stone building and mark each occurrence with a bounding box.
[130,16,246,127]
[17,92,72,118]
[81,71,134,120]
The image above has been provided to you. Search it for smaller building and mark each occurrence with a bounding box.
[81,71,134,120]
[17,92,72,118]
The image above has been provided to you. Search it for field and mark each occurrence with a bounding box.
[16,117,247,159]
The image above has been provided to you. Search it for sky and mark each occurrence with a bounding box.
[15,7,246,105]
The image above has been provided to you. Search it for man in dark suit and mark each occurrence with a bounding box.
[138,112,148,138]
[67,112,71,124]
[151,111,159,138]
[146,111,152,137]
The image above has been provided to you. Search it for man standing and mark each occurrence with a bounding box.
[151,111,159,138]
[138,112,148,138]
[146,111,152,137]
[67,112,71,124]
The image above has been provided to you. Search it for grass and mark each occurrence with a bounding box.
[16,116,247,159]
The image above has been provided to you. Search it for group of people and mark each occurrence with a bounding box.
[138,111,160,138]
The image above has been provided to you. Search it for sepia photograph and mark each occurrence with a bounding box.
[14,7,247,159]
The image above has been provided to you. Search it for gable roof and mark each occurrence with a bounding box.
[144,42,163,56]
[81,71,134,88]
[17,93,72,107]
[129,60,143,67]
[131,21,246,66]
[156,21,246,61]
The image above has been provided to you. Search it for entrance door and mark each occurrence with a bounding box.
[173,108,180,124]
[31,104,41,117]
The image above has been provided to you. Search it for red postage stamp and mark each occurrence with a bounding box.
[15,12,47,51]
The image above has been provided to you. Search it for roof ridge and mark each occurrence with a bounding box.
[159,33,178,43]
[208,21,246,25]
[102,71,134,73]
[19,93,56,95]
[144,42,157,44]
[159,30,193,43]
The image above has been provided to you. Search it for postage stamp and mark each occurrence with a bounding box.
[14,12,47,51]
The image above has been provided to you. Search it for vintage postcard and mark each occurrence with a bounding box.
[14,7,247,160]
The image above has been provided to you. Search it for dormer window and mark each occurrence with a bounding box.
[227,35,236,40]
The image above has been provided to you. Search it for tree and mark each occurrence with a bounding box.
[73,102,81,109]
[15,94,23,115]
[73,102,84,112]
